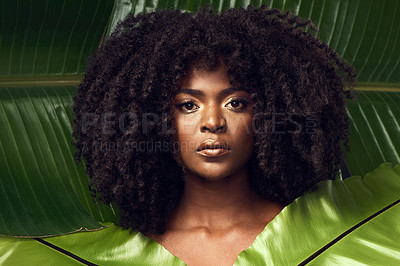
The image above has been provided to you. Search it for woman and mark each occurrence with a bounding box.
[73,6,355,265]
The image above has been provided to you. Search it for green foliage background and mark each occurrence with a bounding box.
[0,0,399,264]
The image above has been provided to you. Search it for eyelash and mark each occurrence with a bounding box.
[225,98,249,111]
[175,101,199,113]
[175,98,249,113]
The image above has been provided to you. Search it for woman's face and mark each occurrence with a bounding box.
[173,62,254,181]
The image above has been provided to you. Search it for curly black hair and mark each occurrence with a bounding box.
[73,5,356,234]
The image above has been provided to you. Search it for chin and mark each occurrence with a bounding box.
[199,173,231,182]
[189,164,241,182]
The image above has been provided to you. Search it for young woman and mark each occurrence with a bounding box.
[73,6,356,265]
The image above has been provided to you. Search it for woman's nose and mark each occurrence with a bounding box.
[200,105,227,133]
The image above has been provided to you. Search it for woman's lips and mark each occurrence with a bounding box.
[196,139,231,158]
[196,148,230,158]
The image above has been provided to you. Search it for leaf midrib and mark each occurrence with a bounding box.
[298,197,400,265]
[0,75,83,88]
[1,77,400,91]
[34,238,98,266]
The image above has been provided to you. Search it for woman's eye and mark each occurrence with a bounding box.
[176,101,199,113]
[225,99,249,110]
[184,102,195,110]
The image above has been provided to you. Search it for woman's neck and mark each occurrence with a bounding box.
[166,166,281,231]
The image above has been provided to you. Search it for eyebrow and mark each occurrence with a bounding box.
[178,87,248,97]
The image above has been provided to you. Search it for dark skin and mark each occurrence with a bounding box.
[149,62,284,265]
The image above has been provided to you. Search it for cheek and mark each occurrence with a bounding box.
[176,113,200,137]
[228,113,253,138]
[175,115,199,153]
[233,114,254,157]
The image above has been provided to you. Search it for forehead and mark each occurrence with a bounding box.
[179,64,231,90]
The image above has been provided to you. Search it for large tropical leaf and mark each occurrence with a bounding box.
[0,0,117,237]
[235,163,400,265]
[0,86,116,237]
[0,0,113,76]
[1,163,399,265]
[345,90,400,176]
[0,237,81,265]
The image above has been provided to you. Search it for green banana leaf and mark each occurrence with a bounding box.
[0,86,116,237]
[0,0,114,76]
[0,0,118,237]
[345,90,400,176]
[1,163,399,265]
